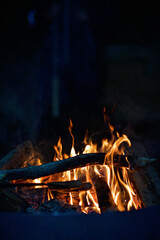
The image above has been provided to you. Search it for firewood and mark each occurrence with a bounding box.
[93,177,117,212]
[0,180,82,188]
[0,180,92,192]
[131,167,160,208]
[0,153,131,181]
[89,168,117,212]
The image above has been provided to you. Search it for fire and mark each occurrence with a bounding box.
[13,110,142,213]
[50,118,141,213]
[33,158,42,189]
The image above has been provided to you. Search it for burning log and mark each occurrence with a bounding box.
[90,173,117,212]
[0,153,131,181]
[0,180,92,192]
[131,167,160,208]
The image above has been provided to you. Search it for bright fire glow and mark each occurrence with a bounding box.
[14,112,142,213]
[50,118,142,213]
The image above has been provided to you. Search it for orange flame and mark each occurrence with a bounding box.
[51,119,141,213]
[14,114,142,212]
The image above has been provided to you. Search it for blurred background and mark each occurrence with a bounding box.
[0,0,160,157]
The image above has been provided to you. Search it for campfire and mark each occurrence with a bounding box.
[0,110,147,214]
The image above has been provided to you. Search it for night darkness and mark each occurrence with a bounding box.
[1,1,160,239]
[0,1,160,157]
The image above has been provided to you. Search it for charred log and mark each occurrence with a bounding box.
[131,167,160,208]
[0,153,131,181]
[88,167,117,212]
[92,176,117,212]
[0,180,92,192]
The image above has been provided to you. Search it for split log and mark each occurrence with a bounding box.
[0,153,131,181]
[0,180,92,192]
[94,178,117,212]
[131,166,160,208]
[90,174,117,212]
[0,180,82,188]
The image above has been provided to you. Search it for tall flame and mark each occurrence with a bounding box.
[52,119,141,213]
[14,113,142,212]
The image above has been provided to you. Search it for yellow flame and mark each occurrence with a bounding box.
[38,123,141,212]
[14,115,142,213]
[54,137,63,160]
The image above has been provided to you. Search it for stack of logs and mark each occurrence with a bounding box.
[0,141,160,213]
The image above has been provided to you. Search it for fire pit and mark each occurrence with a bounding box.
[1,112,159,213]
[0,111,160,239]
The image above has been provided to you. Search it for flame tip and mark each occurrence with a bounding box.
[16,117,141,213]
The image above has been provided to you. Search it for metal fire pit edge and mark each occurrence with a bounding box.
[0,206,160,240]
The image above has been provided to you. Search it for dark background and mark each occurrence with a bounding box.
[0,0,160,156]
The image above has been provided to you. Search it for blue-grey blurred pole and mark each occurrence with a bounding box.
[51,0,70,118]
[51,20,60,118]
[63,0,70,65]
